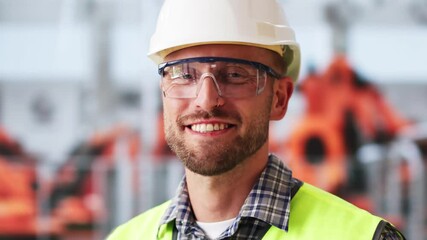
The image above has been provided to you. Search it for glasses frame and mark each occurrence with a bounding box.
[158,57,281,79]
[158,57,282,99]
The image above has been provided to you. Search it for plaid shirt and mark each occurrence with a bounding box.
[158,154,405,240]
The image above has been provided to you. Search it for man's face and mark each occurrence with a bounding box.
[161,44,287,176]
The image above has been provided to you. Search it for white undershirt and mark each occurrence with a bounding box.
[196,218,235,239]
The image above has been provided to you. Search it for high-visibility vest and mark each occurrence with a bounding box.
[107,183,383,240]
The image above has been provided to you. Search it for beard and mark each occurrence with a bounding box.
[164,99,272,176]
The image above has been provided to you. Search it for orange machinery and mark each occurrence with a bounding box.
[281,56,409,201]
[0,127,49,238]
[48,124,142,237]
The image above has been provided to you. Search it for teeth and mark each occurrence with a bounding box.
[190,123,228,133]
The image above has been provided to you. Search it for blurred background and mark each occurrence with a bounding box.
[0,0,426,239]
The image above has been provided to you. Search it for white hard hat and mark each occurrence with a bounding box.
[148,0,301,82]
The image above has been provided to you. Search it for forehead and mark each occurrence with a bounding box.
[165,44,277,67]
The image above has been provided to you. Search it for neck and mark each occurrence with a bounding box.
[185,146,269,222]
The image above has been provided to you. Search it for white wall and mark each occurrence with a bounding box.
[0,81,84,162]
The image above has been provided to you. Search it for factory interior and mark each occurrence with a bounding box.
[0,0,426,239]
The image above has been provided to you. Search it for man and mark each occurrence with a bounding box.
[108,0,405,239]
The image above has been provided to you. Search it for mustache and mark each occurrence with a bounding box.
[177,109,241,125]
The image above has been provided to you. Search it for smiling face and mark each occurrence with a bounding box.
[161,44,292,176]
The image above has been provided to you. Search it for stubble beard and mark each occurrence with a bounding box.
[164,101,272,176]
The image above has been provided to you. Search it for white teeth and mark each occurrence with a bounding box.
[190,123,229,133]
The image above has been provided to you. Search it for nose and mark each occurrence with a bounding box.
[194,73,224,110]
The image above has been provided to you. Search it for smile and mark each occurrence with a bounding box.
[190,123,230,133]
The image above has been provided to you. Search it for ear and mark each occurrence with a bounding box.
[270,77,294,120]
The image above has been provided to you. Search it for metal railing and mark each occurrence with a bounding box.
[359,122,427,240]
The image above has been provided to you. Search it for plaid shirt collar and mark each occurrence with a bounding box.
[158,154,292,238]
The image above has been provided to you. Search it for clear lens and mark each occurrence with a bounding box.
[159,57,276,99]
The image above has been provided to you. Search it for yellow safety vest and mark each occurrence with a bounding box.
[107,183,382,239]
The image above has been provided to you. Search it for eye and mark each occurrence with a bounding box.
[227,72,244,78]
[181,73,195,80]
[170,73,197,85]
[221,66,252,84]
[164,65,198,85]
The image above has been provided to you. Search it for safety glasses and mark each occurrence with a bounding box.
[158,57,281,99]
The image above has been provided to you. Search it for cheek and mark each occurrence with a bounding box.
[162,98,187,121]
[235,100,268,125]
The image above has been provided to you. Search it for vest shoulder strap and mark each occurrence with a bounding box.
[263,183,382,239]
[106,200,172,240]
